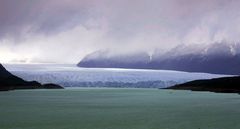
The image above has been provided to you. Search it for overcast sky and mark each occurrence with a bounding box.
[0,0,240,63]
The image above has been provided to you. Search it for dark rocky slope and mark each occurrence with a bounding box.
[165,76,240,93]
[0,64,63,91]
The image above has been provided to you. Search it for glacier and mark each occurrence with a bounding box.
[3,64,231,88]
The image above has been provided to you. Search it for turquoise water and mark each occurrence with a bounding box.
[0,88,240,129]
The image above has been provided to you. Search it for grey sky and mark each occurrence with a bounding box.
[0,0,240,63]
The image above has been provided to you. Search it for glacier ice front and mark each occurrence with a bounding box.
[4,64,230,88]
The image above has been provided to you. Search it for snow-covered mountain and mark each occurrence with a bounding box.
[78,50,150,69]
[4,64,229,88]
[78,42,240,75]
[151,42,240,74]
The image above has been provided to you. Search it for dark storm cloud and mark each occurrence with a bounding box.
[0,0,239,41]
[0,0,91,40]
[1,0,240,63]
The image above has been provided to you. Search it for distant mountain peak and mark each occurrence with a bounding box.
[78,42,240,75]
[78,50,150,69]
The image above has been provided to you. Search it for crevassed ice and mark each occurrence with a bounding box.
[4,64,229,88]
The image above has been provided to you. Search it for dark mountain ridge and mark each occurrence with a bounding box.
[0,64,63,91]
[78,42,240,75]
[165,76,240,93]
[150,42,240,74]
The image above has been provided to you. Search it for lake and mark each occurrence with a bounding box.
[0,88,239,129]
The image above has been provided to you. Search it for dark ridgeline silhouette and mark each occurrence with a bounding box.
[165,76,240,93]
[0,64,63,91]
[78,42,240,75]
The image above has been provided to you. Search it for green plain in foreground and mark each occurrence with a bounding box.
[0,88,240,129]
